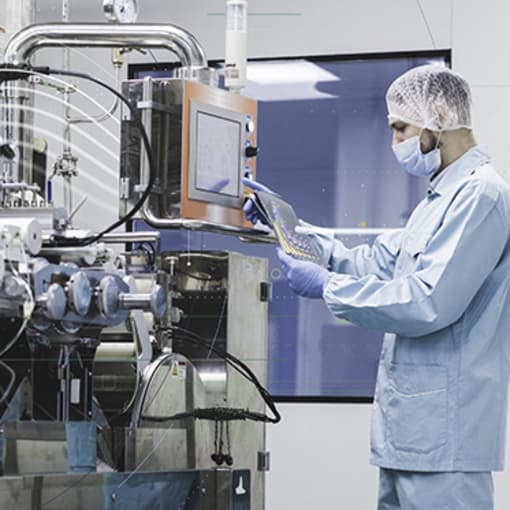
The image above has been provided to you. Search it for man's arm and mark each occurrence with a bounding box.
[307,226,404,280]
[323,180,509,337]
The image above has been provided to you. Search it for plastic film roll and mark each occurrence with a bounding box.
[95,342,136,362]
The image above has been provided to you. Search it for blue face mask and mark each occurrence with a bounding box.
[392,135,441,177]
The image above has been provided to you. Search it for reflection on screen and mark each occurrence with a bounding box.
[195,112,241,197]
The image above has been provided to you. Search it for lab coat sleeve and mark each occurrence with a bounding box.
[323,180,509,337]
[307,226,404,280]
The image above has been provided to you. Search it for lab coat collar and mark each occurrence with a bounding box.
[427,146,491,198]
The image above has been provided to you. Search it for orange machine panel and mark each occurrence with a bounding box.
[181,81,257,229]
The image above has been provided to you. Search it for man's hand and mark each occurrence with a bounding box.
[277,248,331,299]
[241,177,275,225]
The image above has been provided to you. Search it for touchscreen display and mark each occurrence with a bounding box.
[195,112,241,197]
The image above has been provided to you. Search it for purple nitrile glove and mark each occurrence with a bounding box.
[277,247,331,299]
[241,177,275,225]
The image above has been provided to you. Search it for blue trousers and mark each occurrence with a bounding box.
[377,468,493,510]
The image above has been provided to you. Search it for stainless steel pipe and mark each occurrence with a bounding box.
[3,23,208,68]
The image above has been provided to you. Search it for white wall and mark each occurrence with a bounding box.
[6,0,510,507]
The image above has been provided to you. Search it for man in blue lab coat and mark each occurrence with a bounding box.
[245,65,510,509]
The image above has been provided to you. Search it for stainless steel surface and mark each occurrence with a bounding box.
[2,22,209,184]
[165,251,268,510]
[142,205,276,242]
[0,1,35,181]
[173,66,219,87]
[226,252,267,510]
[101,231,160,244]
[0,469,243,509]
[129,308,153,375]
[3,23,208,68]
[3,421,67,475]
[118,284,166,318]
[130,352,173,429]
[0,1,35,50]
[120,352,211,471]
[38,245,101,265]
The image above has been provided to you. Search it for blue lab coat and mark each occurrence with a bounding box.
[312,146,510,471]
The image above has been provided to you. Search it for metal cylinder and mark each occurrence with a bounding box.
[3,23,208,68]
[119,284,167,318]
[0,0,35,57]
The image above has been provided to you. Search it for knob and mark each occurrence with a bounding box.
[0,143,16,160]
[118,284,167,319]
[245,118,255,134]
[67,271,92,317]
[97,276,120,319]
[245,146,259,159]
[37,283,67,320]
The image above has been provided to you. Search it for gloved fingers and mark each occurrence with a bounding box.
[276,247,293,274]
[243,198,254,214]
[241,177,273,194]
[276,247,290,264]
[208,178,230,192]
[243,196,260,224]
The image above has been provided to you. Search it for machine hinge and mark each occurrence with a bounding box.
[258,451,270,471]
[259,282,272,302]
[120,177,130,199]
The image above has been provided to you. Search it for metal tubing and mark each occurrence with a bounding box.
[101,231,160,244]
[1,22,207,188]
[119,292,152,310]
[3,23,208,68]
[141,202,277,242]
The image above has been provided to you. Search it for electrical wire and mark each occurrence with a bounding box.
[136,324,280,423]
[40,472,92,509]
[207,294,226,359]
[0,259,35,357]
[0,360,16,406]
[30,66,156,247]
[0,318,29,358]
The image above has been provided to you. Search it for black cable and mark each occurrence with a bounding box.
[169,326,280,424]
[136,241,156,267]
[142,406,275,423]
[174,328,259,389]
[31,66,156,247]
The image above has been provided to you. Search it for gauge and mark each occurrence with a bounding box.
[103,0,138,24]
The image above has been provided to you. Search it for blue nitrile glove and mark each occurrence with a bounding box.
[241,177,275,225]
[277,247,331,299]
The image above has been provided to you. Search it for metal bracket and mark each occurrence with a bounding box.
[119,177,130,199]
[136,100,174,114]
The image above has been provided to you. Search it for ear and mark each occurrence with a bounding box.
[433,102,452,129]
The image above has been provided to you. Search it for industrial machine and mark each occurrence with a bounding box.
[0,2,278,508]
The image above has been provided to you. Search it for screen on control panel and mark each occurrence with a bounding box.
[195,111,241,198]
[188,100,246,208]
